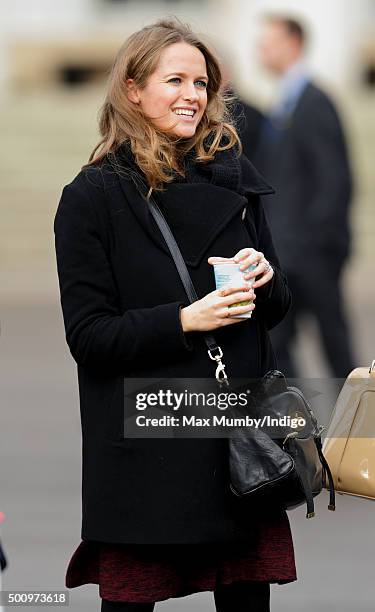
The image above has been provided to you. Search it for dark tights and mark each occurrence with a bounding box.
[101,602,155,612]
[214,581,270,612]
[101,580,270,612]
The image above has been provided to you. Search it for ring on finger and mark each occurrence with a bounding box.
[264,261,272,273]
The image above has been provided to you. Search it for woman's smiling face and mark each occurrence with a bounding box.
[127,42,209,138]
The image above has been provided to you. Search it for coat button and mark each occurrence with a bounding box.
[241,207,247,220]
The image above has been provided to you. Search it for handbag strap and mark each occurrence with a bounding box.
[314,436,336,512]
[148,195,229,385]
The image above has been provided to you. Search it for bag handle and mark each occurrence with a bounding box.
[148,196,229,386]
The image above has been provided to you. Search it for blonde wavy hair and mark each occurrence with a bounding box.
[84,17,241,193]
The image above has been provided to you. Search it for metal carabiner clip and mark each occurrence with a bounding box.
[208,346,229,386]
[215,360,228,385]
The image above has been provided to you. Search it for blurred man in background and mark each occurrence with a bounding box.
[255,15,355,378]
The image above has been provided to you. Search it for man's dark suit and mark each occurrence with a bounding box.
[255,82,355,377]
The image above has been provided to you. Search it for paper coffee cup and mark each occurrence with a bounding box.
[212,258,257,318]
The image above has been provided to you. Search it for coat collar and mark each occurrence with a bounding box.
[109,140,274,267]
[113,138,274,196]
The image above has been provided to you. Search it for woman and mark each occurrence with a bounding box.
[54,18,296,612]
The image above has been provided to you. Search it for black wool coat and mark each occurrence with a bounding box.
[54,143,292,545]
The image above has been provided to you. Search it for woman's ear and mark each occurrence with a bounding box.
[126,78,141,104]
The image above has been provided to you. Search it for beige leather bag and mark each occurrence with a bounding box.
[322,361,375,500]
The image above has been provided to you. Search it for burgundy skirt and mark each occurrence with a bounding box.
[66,512,297,603]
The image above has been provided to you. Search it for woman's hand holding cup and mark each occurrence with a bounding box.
[180,249,272,333]
[180,284,256,332]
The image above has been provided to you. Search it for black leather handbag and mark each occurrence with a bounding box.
[148,195,336,519]
[228,369,336,518]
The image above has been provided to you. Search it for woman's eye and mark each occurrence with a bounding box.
[167,78,207,88]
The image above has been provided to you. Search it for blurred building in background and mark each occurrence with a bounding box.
[0,0,374,95]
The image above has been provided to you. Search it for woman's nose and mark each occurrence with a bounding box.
[182,83,199,101]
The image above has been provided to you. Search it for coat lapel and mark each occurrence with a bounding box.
[116,144,274,268]
[150,183,247,267]
[119,176,248,267]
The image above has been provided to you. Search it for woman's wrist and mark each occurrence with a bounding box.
[180,306,193,333]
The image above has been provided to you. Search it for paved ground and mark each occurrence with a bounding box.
[0,86,374,611]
